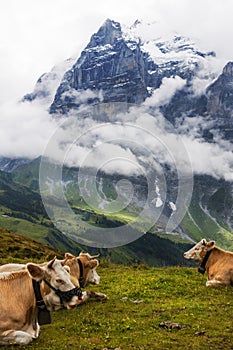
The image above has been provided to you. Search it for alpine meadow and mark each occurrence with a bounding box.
[0,229,232,350]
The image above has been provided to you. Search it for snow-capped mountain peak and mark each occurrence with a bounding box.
[45,18,221,115]
[122,20,216,75]
[87,18,122,48]
[23,18,227,138]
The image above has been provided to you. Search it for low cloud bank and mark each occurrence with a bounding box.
[0,84,232,182]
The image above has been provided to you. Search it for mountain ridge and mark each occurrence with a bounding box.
[48,19,218,115]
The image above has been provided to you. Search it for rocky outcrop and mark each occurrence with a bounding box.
[206,62,233,140]
[207,62,233,117]
[49,19,213,115]
[50,19,157,114]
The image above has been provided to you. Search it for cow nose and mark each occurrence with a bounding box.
[183,252,187,258]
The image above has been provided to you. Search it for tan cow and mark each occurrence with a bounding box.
[60,252,108,302]
[0,252,108,302]
[0,258,82,346]
[183,238,233,287]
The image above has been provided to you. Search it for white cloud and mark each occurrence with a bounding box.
[143,76,186,107]
[0,100,58,159]
[35,100,233,183]
[0,92,232,183]
[182,136,233,182]
[190,56,224,96]
[61,88,103,105]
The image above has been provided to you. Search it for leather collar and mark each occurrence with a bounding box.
[42,279,82,303]
[77,258,85,288]
[198,249,212,274]
[32,280,51,325]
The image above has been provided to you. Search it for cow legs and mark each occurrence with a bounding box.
[81,290,109,303]
[206,279,226,287]
[0,323,40,345]
[0,330,34,345]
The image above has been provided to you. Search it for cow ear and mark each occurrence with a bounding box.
[47,256,56,269]
[86,259,99,269]
[207,241,215,250]
[65,253,75,260]
[201,239,207,246]
[26,263,45,281]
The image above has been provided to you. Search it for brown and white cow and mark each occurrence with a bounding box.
[60,252,108,302]
[0,252,108,303]
[0,258,82,346]
[183,238,233,287]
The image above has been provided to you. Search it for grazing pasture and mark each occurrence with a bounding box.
[5,263,232,350]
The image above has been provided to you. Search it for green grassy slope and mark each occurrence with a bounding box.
[12,157,40,190]
[0,227,63,265]
[4,263,233,350]
[0,170,90,253]
[1,167,232,265]
[181,206,233,250]
[11,161,233,244]
[0,170,192,266]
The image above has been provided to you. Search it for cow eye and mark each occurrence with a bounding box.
[56,279,64,284]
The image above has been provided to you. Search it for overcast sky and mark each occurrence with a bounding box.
[1,0,233,103]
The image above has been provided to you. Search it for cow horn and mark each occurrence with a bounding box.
[65,253,75,259]
[47,256,57,268]
[89,254,100,259]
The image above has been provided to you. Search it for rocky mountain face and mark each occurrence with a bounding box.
[0,157,30,172]
[46,18,233,148]
[47,19,216,116]
[207,62,233,117]
[24,19,233,131]
[24,19,233,133]
[50,19,153,113]
[206,61,233,140]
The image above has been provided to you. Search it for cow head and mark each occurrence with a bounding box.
[62,252,100,287]
[26,257,82,311]
[78,252,100,286]
[183,239,215,263]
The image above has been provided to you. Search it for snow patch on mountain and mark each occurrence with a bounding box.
[122,20,223,96]
[23,58,75,105]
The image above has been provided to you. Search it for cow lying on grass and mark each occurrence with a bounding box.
[0,258,82,346]
[0,252,108,303]
[61,252,108,302]
[183,238,233,287]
